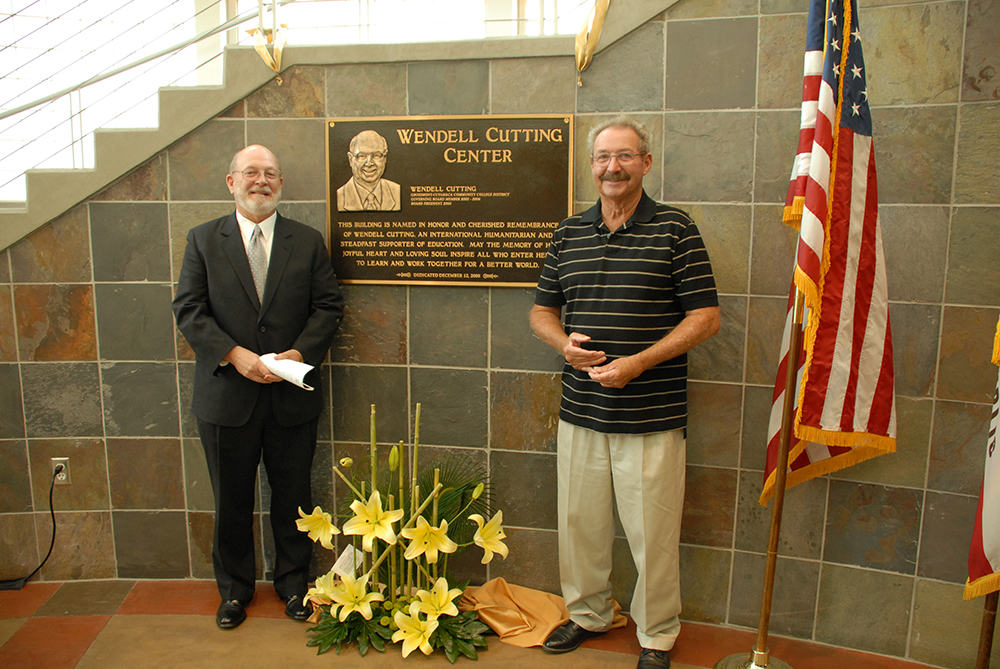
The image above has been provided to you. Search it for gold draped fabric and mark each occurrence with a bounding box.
[249,26,287,85]
[458,577,626,648]
[575,0,611,86]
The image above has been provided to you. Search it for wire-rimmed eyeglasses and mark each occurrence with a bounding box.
[232,168,281,181]
[591,151,645,167]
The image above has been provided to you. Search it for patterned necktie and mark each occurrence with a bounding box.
[248,224,267,302]
[363,193,377,210]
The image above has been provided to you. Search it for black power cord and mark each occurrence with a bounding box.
[0,463,61,590]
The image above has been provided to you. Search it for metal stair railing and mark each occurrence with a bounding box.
[0,0,287,201]
[0,0,591,203]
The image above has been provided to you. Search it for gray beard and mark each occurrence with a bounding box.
[238,190,280,217]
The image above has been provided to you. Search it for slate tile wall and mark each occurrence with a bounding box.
[0,1,997,666]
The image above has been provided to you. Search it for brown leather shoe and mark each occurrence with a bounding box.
[542,620,605,654]
[216,600,247,629]
[637,648,671,669]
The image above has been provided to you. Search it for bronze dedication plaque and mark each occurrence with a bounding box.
[327,115,573,286]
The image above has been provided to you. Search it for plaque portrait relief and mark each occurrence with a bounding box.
[336,129,401,212]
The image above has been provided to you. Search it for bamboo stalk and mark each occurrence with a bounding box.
[405,553,413,597]
[432,468,441,581]
[360,481,368,574]
[398,440,405,598]
[431,469,440,524]
[333,466,363,500]
[408,405,421,597]
[366,482,443,581]
[413,403,421,484]
[412,484,421,592]
[370,404,377,494]
[388,493,396,603]
[369,405,379,590]
[398,440,406,522]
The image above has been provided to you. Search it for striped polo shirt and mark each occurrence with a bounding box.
[534,191,719,434]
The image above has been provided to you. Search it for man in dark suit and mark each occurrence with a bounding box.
[172,144,344,629]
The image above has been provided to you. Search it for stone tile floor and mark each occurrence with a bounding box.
[0,580,938,668]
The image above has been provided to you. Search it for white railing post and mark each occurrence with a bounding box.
[196,0,225,84]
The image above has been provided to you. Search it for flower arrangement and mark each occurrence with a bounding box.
[296,403,508,662]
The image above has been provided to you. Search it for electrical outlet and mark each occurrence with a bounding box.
[51,457,70,485]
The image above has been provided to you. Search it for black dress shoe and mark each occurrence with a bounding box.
[637,648,671,669]
[216,600,247,629]
[542,620,605,654]
[284,594,309,621]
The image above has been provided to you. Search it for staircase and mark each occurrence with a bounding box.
[0,0,674,251]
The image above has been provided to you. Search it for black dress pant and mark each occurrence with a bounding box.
[198,387,317,603]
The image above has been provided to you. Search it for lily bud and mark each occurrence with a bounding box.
[339,457,354,468]
[472,482,485,500]
[388,445,400,472]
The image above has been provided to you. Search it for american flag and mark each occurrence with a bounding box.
[760,0,896,505]
[965,317,1000,599]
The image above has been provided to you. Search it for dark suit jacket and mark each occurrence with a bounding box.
[172,212,344,428]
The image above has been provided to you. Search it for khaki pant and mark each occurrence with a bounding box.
[557,420,685,651]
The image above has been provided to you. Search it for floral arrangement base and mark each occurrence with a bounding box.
[296,404,507,661]
[307,604,490,662]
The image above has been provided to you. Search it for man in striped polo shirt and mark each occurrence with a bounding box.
[531,115,720,669]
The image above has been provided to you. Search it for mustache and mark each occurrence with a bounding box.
[248,186,273,195]
[601,173,630,182]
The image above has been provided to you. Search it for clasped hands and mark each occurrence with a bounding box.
[563,333,644,389]
[224,345,303,384]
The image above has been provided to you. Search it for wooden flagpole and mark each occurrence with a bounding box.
[977,591,998,669]
[714,289,804,669]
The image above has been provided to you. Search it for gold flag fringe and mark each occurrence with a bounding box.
[965,572,1000,601]
[795,424,897,451]
[783,197,804,230]
[993,314,999,366]
[759,435,895,506]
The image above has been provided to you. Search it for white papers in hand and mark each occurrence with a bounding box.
[259,353,315,391]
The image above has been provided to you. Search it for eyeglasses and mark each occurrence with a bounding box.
[351,151,387,163]
[233,168,281,181]
[591,151,645,166]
